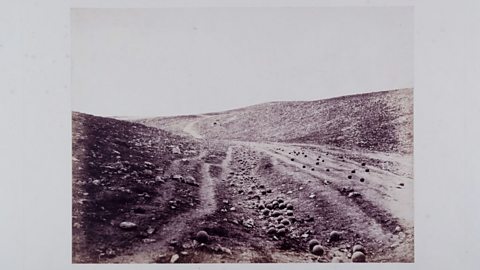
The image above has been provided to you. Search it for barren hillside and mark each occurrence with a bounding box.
[139,88,413,154]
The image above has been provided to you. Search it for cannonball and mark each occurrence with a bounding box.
[267,227,277,235]
[308,239,321,251]
[277,198,285,204]
[311,245,325,256]
[196,230,209,243]
[329,231,341,242]
[286,210,294,216]
[266,203,273,210]
[281,219,291,226]
[279,203,286,209]
[352,244,366,254]
[286,203,294,210]
[351,251,366,262]
[277,228,287,236]
[262,209,270,216]
[271,211,281,217]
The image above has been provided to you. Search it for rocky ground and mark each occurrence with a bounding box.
[72,90,414,263]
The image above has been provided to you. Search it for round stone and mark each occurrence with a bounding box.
[286,210,294,216]
[352,244,366,254]
[311,245,325,256]
[262,209,270,216]
[277,228,287,236]
[196,230,209,243]
[281,219,291,226]
[271,211,281,217]
[329,231,341,242]
[351,251,366,262]
[308,239,320,251]
[286,203,294,210]
[267,227,277,235]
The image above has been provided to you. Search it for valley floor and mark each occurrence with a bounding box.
[72,113,413,263]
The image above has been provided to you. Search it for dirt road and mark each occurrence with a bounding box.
[73,111,413,263]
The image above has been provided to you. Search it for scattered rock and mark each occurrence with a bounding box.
[119,221,137,230]
[147,226,156,235]
[105,248,116,258]
[143,238,157,244]
[348,192,361,198]
[170,254,180,263]
[243,218,255,228]
[172,174,183,181]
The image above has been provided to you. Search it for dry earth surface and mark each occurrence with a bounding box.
[72,88,413,263]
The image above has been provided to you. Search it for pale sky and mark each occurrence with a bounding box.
[71,7,413,117]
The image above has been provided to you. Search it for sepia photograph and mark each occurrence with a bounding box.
[71,7,414,263]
